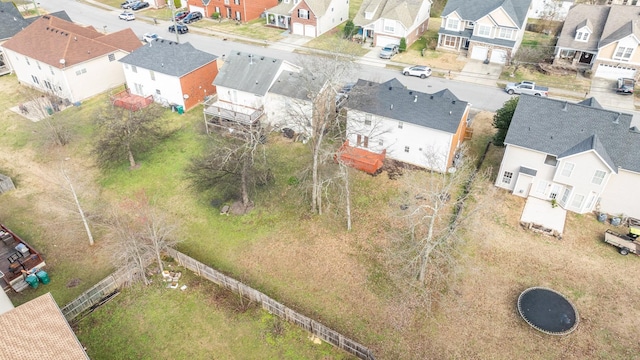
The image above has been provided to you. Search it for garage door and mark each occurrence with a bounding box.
[490,49,507,64]
[470,46,488,61]
[304,25,316,37]
[292,23,304,35]
[189,5,204,16]
[594,64,637,80]
[375,35,397,47]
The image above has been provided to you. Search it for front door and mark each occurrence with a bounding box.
[550,184,562,200]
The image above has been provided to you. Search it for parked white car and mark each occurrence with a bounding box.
[142,33,160,42]
[402,65,432,79]
[119,12,136,21]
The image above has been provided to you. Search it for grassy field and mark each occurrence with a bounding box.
[2,66,640,360]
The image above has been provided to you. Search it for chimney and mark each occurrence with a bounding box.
[414,95,418,102]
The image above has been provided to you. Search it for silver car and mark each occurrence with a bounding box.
[379,44,399,59]
[402,65,432,79]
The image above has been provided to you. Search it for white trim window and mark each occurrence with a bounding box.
[502,171,513,185]
[298,9,309,19]
[561,162,574,177]
[592,170,606,185]
[446,18,459,31]
[383,19,395,33]
[477,24,491,37]
[442,35,457,47]
[571,193,585,209]
[497,27,514,40]
[575,31,589,42]
[613,46,633,61]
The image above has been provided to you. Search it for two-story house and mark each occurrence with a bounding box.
[119,40,218,112]
[2,15,141,103]
[495,95,640,219]
[344,78,471,173]
[187,0,278,22]
[0,3,71,76]
[204,51,301,133]
[352,0,431,47]
[437,0,532,64]
[554,4,640,80]
[265,0,348,37]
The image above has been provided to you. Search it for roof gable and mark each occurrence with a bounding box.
[2,15,141,68]
[346,78,468,134]
[353,0,430,27]
[0,4,72,40]
[599,5,640,48]
[120,40,217,77]
[441,0,531,27]
[504,95,640,173]
[269,71,327,101]
[556,4,608,51]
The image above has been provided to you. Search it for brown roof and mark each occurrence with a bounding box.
[3,14,142,68]
[0,293,88,359]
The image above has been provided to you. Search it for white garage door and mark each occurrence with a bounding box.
[376,35,398,47]
[189,5,204,15]
[471,46,488,61]
[490,49,507,64]
[304,25,316,37]
[594,64,637,80]
[292,23,304,35]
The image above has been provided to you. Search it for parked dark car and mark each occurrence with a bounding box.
[174,10,189,21]
[130,1,149,10]
[616,78,635,95]
[168,24,189,34]
[181,11,203,24]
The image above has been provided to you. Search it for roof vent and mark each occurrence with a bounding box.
[449,111,452,115]
[414,95,418,102]
[237,52,241,55]
[409,91,413,95]
[272,59,276,62]
[388,87,392,90]
[562,101,568,111]
[430,95,434,99]
[74,36,77,41]
[260,56,264,60]
[452,100,456,104]
[613,113,620,124]
[630,126,640,133]
[390,104,394,110]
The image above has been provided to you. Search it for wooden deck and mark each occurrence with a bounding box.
[0,224,46,291]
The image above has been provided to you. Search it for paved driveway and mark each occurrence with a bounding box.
[590,77,635,111]
[455,60,504,86]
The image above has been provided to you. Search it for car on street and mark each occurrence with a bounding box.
[121,0,137,8]
[118,11,135,21]
[402,65,432,79]
[174,10,189,21]
[130,1,150,10]
[379,44,399,59]
[181,11,203,24]
[142,32,160,42]
[168,24,189,34]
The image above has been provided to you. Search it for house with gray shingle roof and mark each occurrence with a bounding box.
[265,0,348,37]
[0,3,71,75]
[344,78,471,172]
[2,14,141,102]
[495,95,640,219]
[119,39,218,112]
[352,0,432,47]
[204,51,301,132]
[437,0,532,64]
[554,4,640,80]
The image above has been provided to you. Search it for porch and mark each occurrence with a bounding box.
[266,13,290,29]
[203,97,263,135]
[336,141,386,174]
[554,49,595,68]
[111,89,154,111]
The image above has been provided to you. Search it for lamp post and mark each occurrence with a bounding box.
[169,1,180,43]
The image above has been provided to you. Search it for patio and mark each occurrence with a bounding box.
[520,197,567,236]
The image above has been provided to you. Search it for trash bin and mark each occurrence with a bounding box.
[25,274,39,288]
[176,105,184,114]
[36,270,50,285]
[597,213,607,223]
[46,107,53,115]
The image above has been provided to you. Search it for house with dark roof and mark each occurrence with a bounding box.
[119,39,218,112]
[344,78,471,172]
[265,0,348,37]
[437,0,532,64]
[352,0,432,47]
[2,14,141,103]
[204,51,301,133]
[554,4,640,80]
[0,3,71,75]
[495,95,640,219]
[0,293,88,359]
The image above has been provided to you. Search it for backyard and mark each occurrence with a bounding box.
[0,69,639,360]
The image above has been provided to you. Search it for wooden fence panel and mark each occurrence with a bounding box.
[166,248,375,360]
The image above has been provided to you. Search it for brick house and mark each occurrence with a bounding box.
[187,0,278,22]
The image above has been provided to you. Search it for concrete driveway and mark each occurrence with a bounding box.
[590,77,635,111]
[455,59,504,86]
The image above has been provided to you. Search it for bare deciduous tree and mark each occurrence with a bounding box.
[93,102,166,169]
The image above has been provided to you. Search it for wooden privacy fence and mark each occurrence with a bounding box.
[167,248,376,360]
[61,266,138,322]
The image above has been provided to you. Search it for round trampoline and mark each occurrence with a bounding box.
[517,287,579,335]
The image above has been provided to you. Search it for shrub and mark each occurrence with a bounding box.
[212,12,221,19]
[399,37,407,53]
[343,20,355,39]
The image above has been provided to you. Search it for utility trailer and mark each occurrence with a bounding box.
[604,229,640,256]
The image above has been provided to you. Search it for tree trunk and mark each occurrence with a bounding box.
[311,124,326,214]
[62,167,94,246]
[417,204,438,284]
[241,155,250,207]
[344,165,352,231]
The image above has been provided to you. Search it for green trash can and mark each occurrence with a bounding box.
[36,270,50,285]
[176,105,184,114]
[25,274,39,289]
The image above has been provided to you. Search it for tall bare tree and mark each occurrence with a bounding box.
[93,102,166,169]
